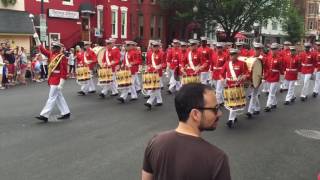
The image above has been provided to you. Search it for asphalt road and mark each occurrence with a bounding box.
[0,79,320,180]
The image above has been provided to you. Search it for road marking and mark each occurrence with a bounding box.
[295,129,320,140]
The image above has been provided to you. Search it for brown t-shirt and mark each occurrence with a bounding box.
[143,130,231,180]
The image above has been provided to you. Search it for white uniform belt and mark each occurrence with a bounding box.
[53,70,60,73]
[286,68,297,71]
[302,63,313,67]
[271,69,280,72]
[226,78,237,81]
[213,67,223,70]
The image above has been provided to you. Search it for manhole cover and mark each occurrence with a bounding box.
[295,129,320,140]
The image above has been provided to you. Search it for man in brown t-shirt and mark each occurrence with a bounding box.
[142,83,231,180]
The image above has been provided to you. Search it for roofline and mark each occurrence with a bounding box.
[0,33,33,36]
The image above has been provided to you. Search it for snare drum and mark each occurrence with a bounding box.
[98,68,113,85]
[143,72,161,90]
[76,66,90,84]
[182,74,200,85]
[223,86,246,109]
[116,69,132,88]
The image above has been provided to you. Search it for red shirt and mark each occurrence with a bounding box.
[315,51,320,72]
[123,49,140,74]
[167,47,181,70]
[211,51,228,80]
[181,49,202,75]
[146,50,165,77]
[79,48,97,70]
[283,54,300,81]
[299,51,317,74]
[102,47,120,72]
[198,45,212,72]
[39,45,68,85]
[264,54,282,82]
[221,59,249,87]
[239,48,249,57]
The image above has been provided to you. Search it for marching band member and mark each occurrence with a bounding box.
[198,37,212,85]
[134,43,142,93]
[246,43,264,118]
[279,41,292,92]
[313,41,320,98]
[180,39,202,82]
[78,41,97,95]
[283,46,300,105]
[220,49,249,128]
[299,42,317,101]
[264,43,282,112]
[211,42,228,105]
[167,39,181,93]
[34,33,71,122]
[236,42,249,57]
[99,39,120,98]
[117,41,139,103]
[144,41,165,109]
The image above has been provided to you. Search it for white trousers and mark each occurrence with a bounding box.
[285,80,296,101]
[134,74,141,91]
[81,78,96,93]
[168,69,181,92]
[212,79,225,104]
[313,72,320,93]
[248,87,260,113]
[280,79,289,89]
[120,75,138,100]
[266,82,279,107]
[40,85,70,118]
[200,72,211,85]
[101,74,118,95]
[300,74,312,98]
[147,89,162,104]
[262,80,270,93]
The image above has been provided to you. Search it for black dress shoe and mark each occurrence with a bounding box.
[226,120,234,128]
[130,98,138,101]
[271,105,277,109]
[284,101,290,105]
[144,95,150,99]
[35,115,48,123]
[57,113,71,120]
[117,97,125,103]
[246,112,252,119]
[279,89,283,93]
[111,93,119,96]
[136,90,141,94]
[144,103,152,109]
[291,97,296,102]
[99,93,105,98]
[77,91,86,96]
[312,92,318,98]
[89,90,96,94]
[264,107,271,112]
[219,102,225,106]
[167,90,172,95]
[300,97,306,101]
[253,111,260,115]
[155,103,163,106]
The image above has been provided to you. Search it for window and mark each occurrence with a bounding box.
[97,5,104,31]
[36,0,49,2]
[263,20,268,29]
[111,5,119,38]
[272,21,277,30]
[150,15,155,38]
[308,18,317,30]
[158,16,163,38]
[139,15,144,37]
[62,0,73,6]
[120,7,128,39]
[308,3,319,15]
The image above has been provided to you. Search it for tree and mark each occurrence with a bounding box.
[282,6,304,44]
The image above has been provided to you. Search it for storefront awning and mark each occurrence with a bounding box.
[79,2,95,14]
[0,9,34,35]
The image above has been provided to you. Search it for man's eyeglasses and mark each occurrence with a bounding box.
[196,105,221,114]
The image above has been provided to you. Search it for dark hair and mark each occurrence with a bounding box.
[175,83,213,122]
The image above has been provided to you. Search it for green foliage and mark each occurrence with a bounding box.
[1,0,17,7]
[282,6,304,44]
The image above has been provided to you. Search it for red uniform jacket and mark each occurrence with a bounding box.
[123,49,140,75]
[39,45,68,85]
[299,51,317,74]
[211,51,228,80]
[102,47,120,72]
[198,45,212,72]
[167,47,181,70]
[75,51,84,67]
[78,48,97,70]
[283,54,300,81]
[239,48,249,57]
[221,59,249,87]
[181,49,202,75]
[146,50,165,77]
[315,51,320,72]
[264,54,283,82]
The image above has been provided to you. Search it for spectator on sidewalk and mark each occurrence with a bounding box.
[0,48,7,89]
[16,47,28,85]
[4,44,15,85]
[40,50,48,81]
[68,48,76,78]
[32,54,42,82]
[142,83,231,180]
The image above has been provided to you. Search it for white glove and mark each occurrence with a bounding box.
[57,79,65,90]
[33,33,41,46]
